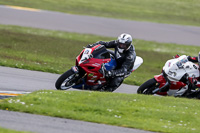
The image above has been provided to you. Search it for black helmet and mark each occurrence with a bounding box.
[117,33,132,53]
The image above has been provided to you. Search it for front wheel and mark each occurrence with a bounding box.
[137,78,157,94]
[55,69,77,90]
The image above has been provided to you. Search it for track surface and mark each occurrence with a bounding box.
[1,4,200,133]
[0,110,154,133]
[0,66,138,93]
[0,5,200,46]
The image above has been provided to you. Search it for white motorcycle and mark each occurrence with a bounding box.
[137,54,200,98]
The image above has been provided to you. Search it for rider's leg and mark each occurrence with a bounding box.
[180,74,197,91]
[104,76,124,92]
[179,74,198,97]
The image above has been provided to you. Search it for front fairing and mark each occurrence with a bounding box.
[163,55,200,81]
[154,73,186,96]
[75,45,117,87]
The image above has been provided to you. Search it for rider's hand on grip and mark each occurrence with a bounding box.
[188,77,197,85]
[86,43,98,48]
[86,44,94,48]
[99,64,106,77]
[187,77,198,90]
[99,64,113,78]
[105,70,113,78]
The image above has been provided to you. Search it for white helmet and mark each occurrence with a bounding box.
[117,33,132,53]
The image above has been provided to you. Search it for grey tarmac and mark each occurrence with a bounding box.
[0,110,154,133]
[0,5,200,46]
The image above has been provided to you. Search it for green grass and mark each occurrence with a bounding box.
[0,127,29,133]
[0,90,200,133]
[1,24,200,85]
[0,0,200,26]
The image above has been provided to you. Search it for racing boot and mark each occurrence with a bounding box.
[184,77,198,98]
[187,77,197,90]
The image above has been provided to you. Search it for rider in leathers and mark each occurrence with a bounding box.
[88,33,136,91]
[175,54,199,96]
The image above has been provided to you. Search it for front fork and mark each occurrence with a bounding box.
[71,66,88,87]
[153,74,169,95]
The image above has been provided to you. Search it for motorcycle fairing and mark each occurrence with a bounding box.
[154,74,186,96]
[154,74,166,83]
[163,55,199,81]
[131,56,143,72]
[74,44,117,88]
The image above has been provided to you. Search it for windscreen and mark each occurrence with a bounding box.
[92,45,110,59]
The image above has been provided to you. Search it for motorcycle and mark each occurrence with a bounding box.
[137,54,200,98]
[55,44,143,92]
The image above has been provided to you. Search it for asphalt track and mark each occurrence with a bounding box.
[0,66,138,93]
[0,5,200,46]
[0,4,200,133]
[0,110,154,133]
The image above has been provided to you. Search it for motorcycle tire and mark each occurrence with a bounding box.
[196,92,200,99]
[137,78,157,94]
[55,69,76,90]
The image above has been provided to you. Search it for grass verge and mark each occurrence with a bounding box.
[0,0,200,26]
[0,127,29,133]
[0,90,200,133]
[1,24,200,85]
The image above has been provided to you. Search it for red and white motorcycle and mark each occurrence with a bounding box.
[137,55,200,98]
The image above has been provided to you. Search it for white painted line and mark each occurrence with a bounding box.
[0,91,31,94]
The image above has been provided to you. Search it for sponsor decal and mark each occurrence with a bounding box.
[168,62,171,67]
[168,71,176,77]
[72,66,79,73]
[116,51,121,59]
[171,81,177,85]
[88,80,95,82]
[84,50,90,54]
[92,63,101,67]
[88,73,94,77]
[193,64,198,69]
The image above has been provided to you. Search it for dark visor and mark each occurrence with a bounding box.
[119,43,127,49]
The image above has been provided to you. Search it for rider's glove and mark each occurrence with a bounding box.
[188,77,197,84]
[86,44,94,48]
[86,42,101,48]
[187,77,198,90]
[99,64,114,78]
[174,54,180,58]
[105,70,114,78]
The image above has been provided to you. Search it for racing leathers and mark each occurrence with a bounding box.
[175,54,199,94]
[91,40,136,91]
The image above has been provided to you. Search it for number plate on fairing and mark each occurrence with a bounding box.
[79,48,92,64]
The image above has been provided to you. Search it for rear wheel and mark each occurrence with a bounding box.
[55,69,77,90]
[137,78,157,94]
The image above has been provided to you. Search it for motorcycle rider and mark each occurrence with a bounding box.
[87,33,136,91]
[175,54,199,96]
